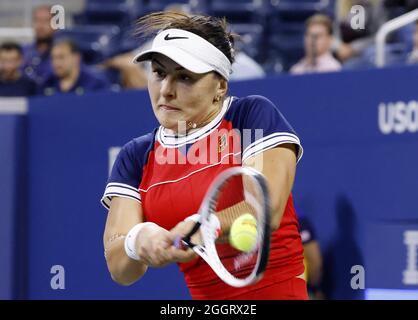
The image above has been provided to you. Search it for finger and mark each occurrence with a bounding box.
[175,251,197,263]
[138,253,152,266]
[146,249,165,267]
[149,238,175,266]
[168,246,197,263]
[154,244,173,265]
[173,235,186,250]
[138,242,162,267]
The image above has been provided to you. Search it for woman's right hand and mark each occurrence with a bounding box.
[135,223,176,268]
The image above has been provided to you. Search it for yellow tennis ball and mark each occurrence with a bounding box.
[229,213,258,252]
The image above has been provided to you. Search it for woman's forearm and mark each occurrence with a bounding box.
[244,145,297,231]
[105,239,148,286]
[268,162,295,230]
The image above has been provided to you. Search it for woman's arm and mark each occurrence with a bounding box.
[100,53,149,89]
[104,197,188,285]
[243,144,297,230]
[303,240,323,290]
[103,197,148,286]
[168,144,297,253]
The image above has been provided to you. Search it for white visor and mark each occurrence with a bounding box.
[133,28,232,80]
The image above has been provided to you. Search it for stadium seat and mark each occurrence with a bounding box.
[264,12,305,72]
[101,67,123,92]
[261,48,285,75]
[207,0,268,24]
[54,25,121,64]
[342,43,410,70]
[269,0,334,20]
[73,0,143,27]
[118,30,140,53]
[268,29,305,71]
[229,23,264,60]
[142,0,193,14]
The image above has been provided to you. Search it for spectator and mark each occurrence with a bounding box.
[0,42,37,97]
[23,5,55,84]
[334,0,387,64]
[39,39,110,96]
[100,4,265,89]
[290,14,342,74]
[407,21,418,63]
[229,50,266,81]
[97,3,191,90]
[298,211,325,300]
[100,52,149,89]
[384,0,418,14]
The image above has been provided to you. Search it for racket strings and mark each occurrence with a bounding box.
[185,167,270,287]
[215,201,257,243]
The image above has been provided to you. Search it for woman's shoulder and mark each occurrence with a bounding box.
[228,95,278,117]
[121,130,157,157]
[232,95,276,109]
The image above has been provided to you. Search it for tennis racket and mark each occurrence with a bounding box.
[174,166,271,287]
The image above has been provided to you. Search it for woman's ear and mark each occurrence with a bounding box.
[215,77,228,102]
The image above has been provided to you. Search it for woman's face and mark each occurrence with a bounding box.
[148,53,225,132]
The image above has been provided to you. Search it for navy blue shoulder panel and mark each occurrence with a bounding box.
[224,95,302,162]
[107,129,157,189]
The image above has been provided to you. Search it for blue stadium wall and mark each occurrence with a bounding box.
[1,65,418,299]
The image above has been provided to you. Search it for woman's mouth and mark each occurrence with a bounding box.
[160,104,181,111]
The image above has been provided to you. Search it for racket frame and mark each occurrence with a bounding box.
[180,166,271,288]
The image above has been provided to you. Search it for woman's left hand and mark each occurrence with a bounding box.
[168,220,201,263]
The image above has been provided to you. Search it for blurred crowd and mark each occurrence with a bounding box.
[1,1,418,98]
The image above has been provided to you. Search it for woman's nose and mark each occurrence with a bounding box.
[160,76,176,99]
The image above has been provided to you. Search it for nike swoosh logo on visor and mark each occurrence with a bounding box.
[164,34,189,41]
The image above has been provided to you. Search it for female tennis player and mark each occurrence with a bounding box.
[101,11,307,300]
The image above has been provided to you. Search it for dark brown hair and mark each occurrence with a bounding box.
[0,41,23,55]
[305,14,334,35]
[52,38,80,54]
[136,11,237,64]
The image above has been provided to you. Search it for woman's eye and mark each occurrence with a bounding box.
[153,69,165,78]
[179,74,191,81]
